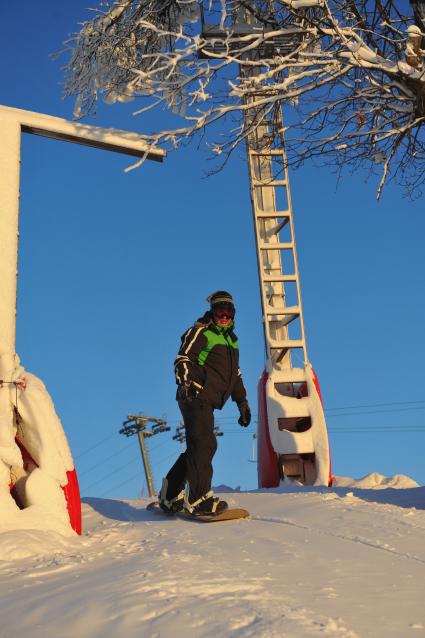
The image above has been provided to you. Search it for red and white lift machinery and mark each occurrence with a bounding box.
[201,4,332,487]
[0,105,164,533]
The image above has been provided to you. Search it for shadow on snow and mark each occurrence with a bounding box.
[82,497,163,522]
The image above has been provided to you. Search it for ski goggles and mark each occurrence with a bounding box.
[213,304,235,320]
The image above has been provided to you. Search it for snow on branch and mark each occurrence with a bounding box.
[63,1,425,197]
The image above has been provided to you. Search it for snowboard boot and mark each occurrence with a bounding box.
[186,491,228,517]
[158,478,185,514]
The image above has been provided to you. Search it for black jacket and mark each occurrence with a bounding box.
[174,312,247,409]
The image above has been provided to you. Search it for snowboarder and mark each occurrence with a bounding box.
[159,291,251,517]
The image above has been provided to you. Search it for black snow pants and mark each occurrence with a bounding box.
[165,399,217,504]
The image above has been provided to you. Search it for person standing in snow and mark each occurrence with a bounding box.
[159,291,251,516]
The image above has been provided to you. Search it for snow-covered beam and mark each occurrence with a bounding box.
[0,104,165,356]
[0,105,165,161]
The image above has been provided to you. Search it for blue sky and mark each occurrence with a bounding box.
[1,1,424,497]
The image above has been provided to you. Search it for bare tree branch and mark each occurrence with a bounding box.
[62,0,425,198]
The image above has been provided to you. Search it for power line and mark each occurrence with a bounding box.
[76,400,425,478]
[75,431,119,459]
[330,428,425,431]
[147,437,171,453]
[76,427,170,478]
[155,451,180,466]
[82,425,424,496]
[78,439,134,477]
[79,420,425,483]
[221,425,425,434]
[96,471,146,499]
[95,451,178,499]
[326,398,425,411]
[82,447,176,495]
[164,401,425,426]
[326,406,425,418]
[330,429,425,434]
[82,454,141,492]
[73,396,425,459]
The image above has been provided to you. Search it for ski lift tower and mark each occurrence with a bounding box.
[200,2,331,487]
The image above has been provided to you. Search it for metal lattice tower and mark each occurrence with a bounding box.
[234,4,308,372]
[244,92,307,371]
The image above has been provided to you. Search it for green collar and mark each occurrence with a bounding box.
[213,320,234,334]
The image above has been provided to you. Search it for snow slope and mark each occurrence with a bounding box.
[1,475,424,638]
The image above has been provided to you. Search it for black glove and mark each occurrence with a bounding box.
[238,400,251,427]
[177,381,203,403]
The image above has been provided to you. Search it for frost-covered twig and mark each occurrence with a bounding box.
[62,0,425,197]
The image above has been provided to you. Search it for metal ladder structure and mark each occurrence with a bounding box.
[245,99,307,369]
[244,84,331,487]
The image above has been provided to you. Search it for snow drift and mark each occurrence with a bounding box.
[0,352,81,535]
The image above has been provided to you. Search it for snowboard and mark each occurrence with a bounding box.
[147,501,249,523]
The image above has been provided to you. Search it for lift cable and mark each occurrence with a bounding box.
[92,451,178,499]
[82,454,142,492]
[75,401,425,476]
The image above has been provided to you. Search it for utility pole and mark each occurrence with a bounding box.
[173,422,186,449]
[120,414,170,498]
[214,421,224,438]
[173,420,224,446]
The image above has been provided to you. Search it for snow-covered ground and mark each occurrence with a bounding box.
[1,474,424,638]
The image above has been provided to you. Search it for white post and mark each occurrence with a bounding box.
[0,120,21,355]
[0,121,22,496]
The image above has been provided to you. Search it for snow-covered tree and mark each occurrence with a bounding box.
[63,1,425,197]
